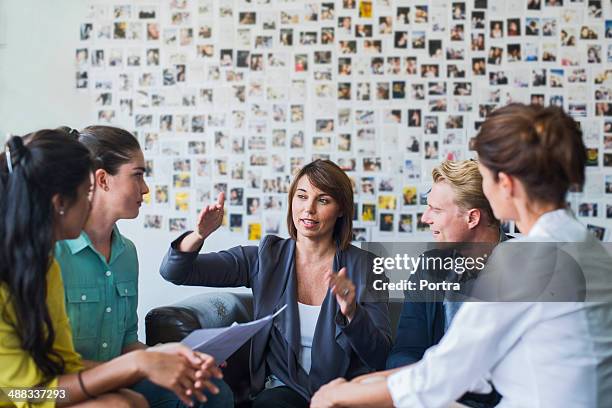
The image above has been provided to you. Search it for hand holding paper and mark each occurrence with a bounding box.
[181,305,287,363]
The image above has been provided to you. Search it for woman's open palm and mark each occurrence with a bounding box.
[195,192,225,240]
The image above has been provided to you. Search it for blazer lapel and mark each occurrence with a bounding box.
[272,239,301,357]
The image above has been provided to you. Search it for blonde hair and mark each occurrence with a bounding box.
[432,160,499,227]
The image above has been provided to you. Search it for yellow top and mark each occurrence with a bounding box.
[0,259,83,408]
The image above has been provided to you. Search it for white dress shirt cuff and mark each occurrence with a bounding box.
[387,367,424,408]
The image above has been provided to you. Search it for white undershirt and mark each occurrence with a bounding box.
[297,302,321,374]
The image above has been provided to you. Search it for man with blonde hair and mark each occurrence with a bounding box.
[312,160,505,408]
[423,159,500,242]
[387,159,506,408]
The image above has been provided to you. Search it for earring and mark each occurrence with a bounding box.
[59,209,65,215]
[104,186,110,191]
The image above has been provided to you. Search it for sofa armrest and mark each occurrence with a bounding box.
[145,292,253,345]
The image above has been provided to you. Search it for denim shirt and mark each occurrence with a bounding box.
[55,225,139,361]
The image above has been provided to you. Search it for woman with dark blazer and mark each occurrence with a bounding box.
[160,159,392,408]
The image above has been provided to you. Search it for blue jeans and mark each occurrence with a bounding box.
[131,378,234,408]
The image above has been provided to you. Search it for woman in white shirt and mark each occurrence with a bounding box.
[311,103,612,408]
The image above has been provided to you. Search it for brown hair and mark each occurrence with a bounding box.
[432,160,499,227]
[287,160,354,250]
[77,126,141,174]
[471,103,586,206]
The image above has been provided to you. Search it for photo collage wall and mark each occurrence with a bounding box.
[75,0,612,241]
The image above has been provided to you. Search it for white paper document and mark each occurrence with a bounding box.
[181,304,287,363]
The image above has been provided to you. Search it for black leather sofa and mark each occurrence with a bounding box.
[145,292,403,407]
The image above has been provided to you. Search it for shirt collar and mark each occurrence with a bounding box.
[65,232,90,255]
[527,208,573,239]
[65,224,126,262]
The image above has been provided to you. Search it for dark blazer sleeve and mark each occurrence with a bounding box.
[160,231,259,288]
[337,302,392,371]
[336,251,392,371]
[386,301,432,368]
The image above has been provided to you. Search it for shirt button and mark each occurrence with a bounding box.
[124,289,128,294]
[105,271,112,277]
[102,342,108,348]
[81,294,87,301]
[106,307,112,313]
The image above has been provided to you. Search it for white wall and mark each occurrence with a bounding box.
[0,0,93,138]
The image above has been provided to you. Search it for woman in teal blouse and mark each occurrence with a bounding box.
[55,126,233,408]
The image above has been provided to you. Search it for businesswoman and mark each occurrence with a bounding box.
[0,129,221,408]
[311,103,612,407]
[54,126,233,407]
[160,159,392,408]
